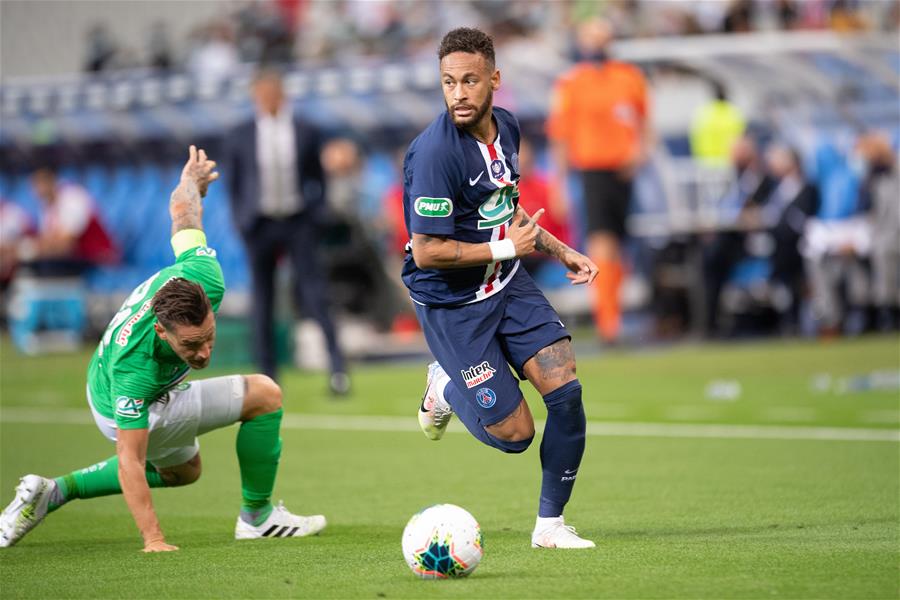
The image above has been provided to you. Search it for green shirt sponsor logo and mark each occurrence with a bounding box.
[414,197,453,218]
[115,396,144,419]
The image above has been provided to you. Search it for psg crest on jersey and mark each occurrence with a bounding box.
[490,159,505,179]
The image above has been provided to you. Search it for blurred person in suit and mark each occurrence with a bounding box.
[224,69,348,395]
[546,17,650,344]
[756,144,819,332]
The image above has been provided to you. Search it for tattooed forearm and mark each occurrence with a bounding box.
[454,240,462,263]
[533,339,576,382]
[169,178,203,235]
[514,205,572,260]
[535,228,571,260]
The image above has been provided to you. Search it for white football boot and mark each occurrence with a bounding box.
[235,501,327,540]
[0,475,53,548]
[417,361,454,441]
[531,516,596,549]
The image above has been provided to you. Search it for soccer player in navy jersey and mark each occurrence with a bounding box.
[402,28,599,548]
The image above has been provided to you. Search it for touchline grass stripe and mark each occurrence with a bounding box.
[2,408,897,443]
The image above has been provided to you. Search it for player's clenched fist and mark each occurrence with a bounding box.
[507,208,545,257]
[180,144,219,198]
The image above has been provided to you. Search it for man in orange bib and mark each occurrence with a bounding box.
[546,17,650,343]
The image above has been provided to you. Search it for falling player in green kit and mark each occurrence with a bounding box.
[0,146,326,552]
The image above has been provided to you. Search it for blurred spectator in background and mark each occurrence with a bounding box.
[146,21,174,70]
[321,137,398,331]
[702,135,774,336]
[14,166,118,278]
[187,20,239,83]
[775,0,802,30]
[321,138,364,218]
[829,0,870,31]
[802,140,869,336]
[224,69,348,395]
[380,149,409,259]
[378,148,421,336]
[722,0,756,33]
[856,132,899,330]
[515,136,571,277]
[756,145,819,333]
[546,16,649,344]
[0,200,34,292]
[690,82,746,167]
[235,1,295,64]
[83,23,118,73]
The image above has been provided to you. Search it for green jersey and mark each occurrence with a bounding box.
[87,241,225,430]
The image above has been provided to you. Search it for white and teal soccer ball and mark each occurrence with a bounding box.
[402,504,483,579]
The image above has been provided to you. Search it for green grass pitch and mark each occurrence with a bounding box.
[1,335,898,599]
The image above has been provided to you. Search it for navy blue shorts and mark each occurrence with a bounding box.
[414,266,570,426]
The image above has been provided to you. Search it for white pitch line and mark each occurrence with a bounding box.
[1,407,897,443]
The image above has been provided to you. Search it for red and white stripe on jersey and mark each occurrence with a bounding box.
[477,130,514,187]
[469,131,519,303]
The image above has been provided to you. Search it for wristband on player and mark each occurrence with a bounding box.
[171,229,207,257]
[488,239,516,262]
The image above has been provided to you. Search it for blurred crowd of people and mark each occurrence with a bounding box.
[3,3,895,356]
[81,0,899,76]
[701,130,899,339]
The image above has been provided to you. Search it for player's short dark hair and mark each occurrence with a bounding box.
[438,28,495,67]
[153,277,212,330]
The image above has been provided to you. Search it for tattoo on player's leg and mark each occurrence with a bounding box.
[533,340,576,382]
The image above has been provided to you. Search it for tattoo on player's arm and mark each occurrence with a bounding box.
[535,229,569,260]
[169,179,203,234]
[534,339,576,382]
[454,240,462,263]
[414,234,443,254]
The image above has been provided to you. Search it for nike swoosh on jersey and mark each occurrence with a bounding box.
[469,171,484,186]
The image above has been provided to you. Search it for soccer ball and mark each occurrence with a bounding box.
[401,504,483,579]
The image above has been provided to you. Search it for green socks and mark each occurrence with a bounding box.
[46,408,284,527]
[236,408,283,525]
[48,456,169,512]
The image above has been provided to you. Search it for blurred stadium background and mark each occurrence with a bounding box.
[1,0,897,363]
[0,2,898,597]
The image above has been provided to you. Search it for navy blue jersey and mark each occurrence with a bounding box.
[401,107,522,307]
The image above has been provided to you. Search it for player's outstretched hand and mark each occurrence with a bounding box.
[561,250,598,286]
[180,144,219,198]
[142,539,179,552]
[508,208,544,257]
